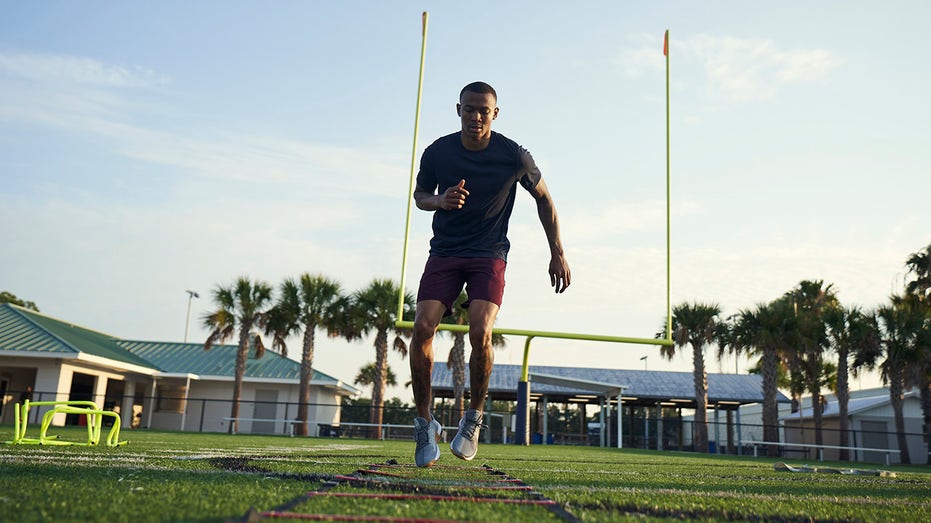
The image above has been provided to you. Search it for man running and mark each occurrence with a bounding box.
[410,81,571,467]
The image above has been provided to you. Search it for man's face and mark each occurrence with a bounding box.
[457,91,498,141]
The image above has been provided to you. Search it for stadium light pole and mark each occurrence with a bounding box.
[184,290,199,343]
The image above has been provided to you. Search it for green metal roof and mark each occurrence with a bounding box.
[116,340,343,384]
[0,303,152,368]
[0,303,354,390]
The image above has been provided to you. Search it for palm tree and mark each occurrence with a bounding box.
[266,273,344,436]
[441,292,507,420]
[785,280,838,448]
[825,306,882,460]
[342,279,414,438]
[876,294,925,465]
[202,276,274,434]
[355,362,398,393]
[730,298,795,457]
[903,243,931,464]
[904,243,931,299]
[659,302,724,453]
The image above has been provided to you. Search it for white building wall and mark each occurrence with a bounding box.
[2,355,350,436]
[2,357,148,428]
[144,379,343,435]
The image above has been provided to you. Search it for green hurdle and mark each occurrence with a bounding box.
[4,400,128,447]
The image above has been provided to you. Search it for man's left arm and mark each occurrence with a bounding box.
[529,179,571,293]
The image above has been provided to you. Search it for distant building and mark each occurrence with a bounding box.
[0,303,359,435]
[782,389,925,464]
[430,363,790,450]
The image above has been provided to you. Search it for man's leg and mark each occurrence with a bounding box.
[410,300,446,467]
[467,299,499,411]
[410,300,446,419]
[450,299,499,460]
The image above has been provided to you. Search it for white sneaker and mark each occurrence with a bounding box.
[450,410,484,461]
[413,417,442,467]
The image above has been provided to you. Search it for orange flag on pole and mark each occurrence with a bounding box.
[663,30,668,56]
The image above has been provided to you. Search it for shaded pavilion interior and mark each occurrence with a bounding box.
[430,363,790,451]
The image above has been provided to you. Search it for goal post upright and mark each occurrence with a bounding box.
[397,11,428,323]
[396,15,674,446]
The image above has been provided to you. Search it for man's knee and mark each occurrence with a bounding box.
[469,325,494,351]
[412,316,439,345]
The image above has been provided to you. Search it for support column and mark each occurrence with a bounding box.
[516,380,530,445]
[643,406,649,450]
[656,403,663,451]
[515,336,534,446]
[617,393,623,449]
[145,379,157,429]
[179,376,191,432]
[541,395,548,445]
[598,397,605,447]
[92,375,108,408]
[485,395,492,444]
[713,405,720,454]
[121,381,136,429]
[605,397,612,447]
[580,403,587,442]
[736,408,743,455]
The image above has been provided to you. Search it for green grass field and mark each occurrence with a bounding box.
[1,426,929,522]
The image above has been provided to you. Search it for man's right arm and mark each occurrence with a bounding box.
[415,180,468,211]
[414,186,443,211]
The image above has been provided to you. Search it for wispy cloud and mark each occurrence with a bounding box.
[0,50,405,196]
[559,199,700,242]
[0,51,167,87]
[618,33,843,102]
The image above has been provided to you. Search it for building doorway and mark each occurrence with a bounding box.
[252,390,278,434]
[67,372,97,425]
[860,420,889,463]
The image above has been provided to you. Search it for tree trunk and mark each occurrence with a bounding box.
[371,329,389,439]
[692,341,709,453]
[726,409,735,454]
[811,388,823,447]
[836,346,850,461]
[920,379,931,465]
[230,322,251,434]
[297,323,316,437]
[802,349,825,449]
[761,346,780,457]
[889,363,911,464]
[450,334,466,421]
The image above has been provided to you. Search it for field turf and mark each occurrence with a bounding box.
[1,427,929,522]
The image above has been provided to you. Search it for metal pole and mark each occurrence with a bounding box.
[398,12,429,320]
[516,335,534,445]
[179,375,190,431]
[617,392,623,449]
[184,290,199,343]
[664,29,672,342]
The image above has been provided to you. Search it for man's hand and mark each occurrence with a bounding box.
[549,255,571,293]
[441,179,468,210]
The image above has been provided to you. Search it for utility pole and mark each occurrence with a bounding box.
[184,290,199,343]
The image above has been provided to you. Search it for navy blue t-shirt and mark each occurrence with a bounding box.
[416,131,542,261]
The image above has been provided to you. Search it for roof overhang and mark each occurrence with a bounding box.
[154,372,201,380]
[74,352,158,376]
[529,372,628,397]
[0,350,158,376]
[170,375,361,396]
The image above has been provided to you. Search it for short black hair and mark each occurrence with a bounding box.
[459,81,497,102]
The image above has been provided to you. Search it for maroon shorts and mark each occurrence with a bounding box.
[417,256,507,317]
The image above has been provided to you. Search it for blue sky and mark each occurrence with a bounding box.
[2,1,927,399]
